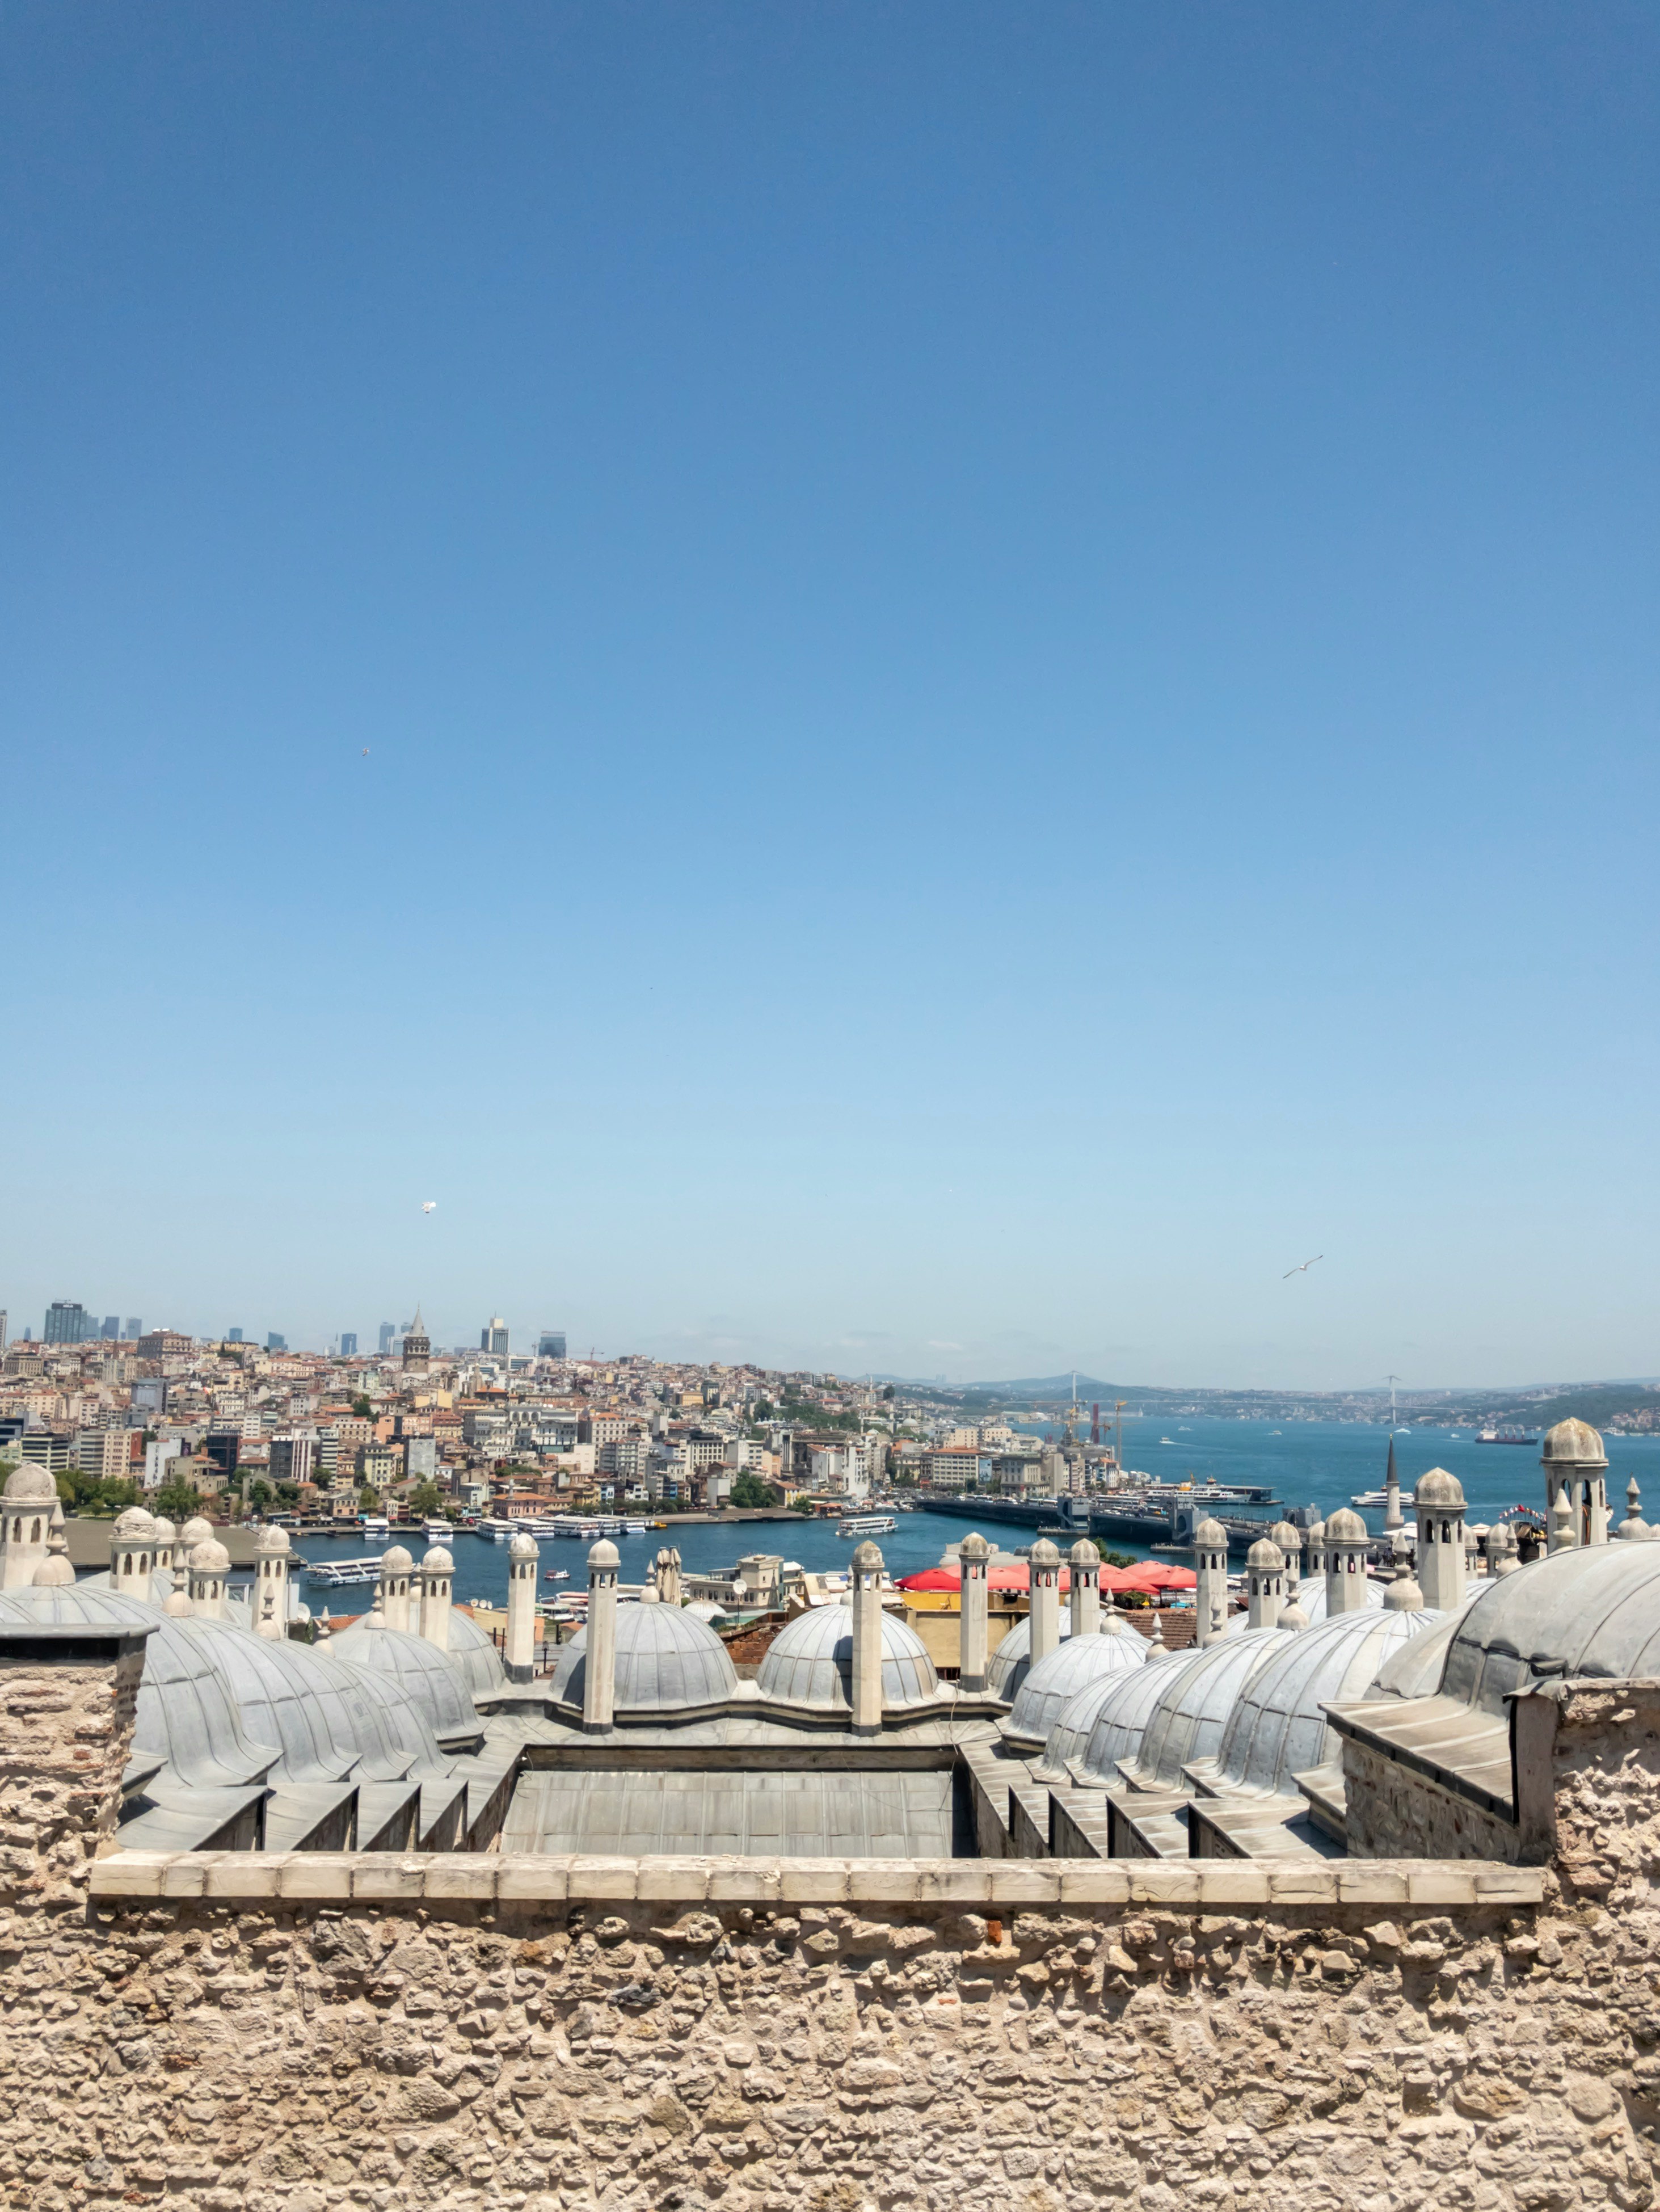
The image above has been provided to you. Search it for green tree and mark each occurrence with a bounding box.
[154,1476,203,1522]
[246,1478,274,1510]
[351,1394,374,1419]
[728,1472,781,1509]
[407,1480,446,1517]
[359,1485,381,1510]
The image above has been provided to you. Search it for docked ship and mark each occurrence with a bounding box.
[837,1512,898,1539]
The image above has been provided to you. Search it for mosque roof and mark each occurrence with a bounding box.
[757,1605,937,1712]
[984,1612,1072,1700]
[1001,1623,1147,1746]
[319,1624,485,1746]
[1441,1542,1660,1718]
[551,1602,738,1714]
[1122,1628,1292,1790]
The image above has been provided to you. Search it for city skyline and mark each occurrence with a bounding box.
[3,6,1657,1388]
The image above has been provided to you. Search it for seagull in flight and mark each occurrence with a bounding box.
[1283,1254,1324,1279]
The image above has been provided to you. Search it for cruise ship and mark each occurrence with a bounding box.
[836,1512,897,1539]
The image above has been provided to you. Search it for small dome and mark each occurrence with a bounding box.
[685,1599,727,1622]
[151,1516,176,1545]
[1415,1467,1464,1509]
[113,1506,158,1540]
[1270,1520,1303,1557]
[958,1531,991,1561]
[1246,1537,1284,1570]
[508,1532,539,1560]
[190,1539,231,1574]
[1304,1516,1326,1543]
[2,1463,58,1505]
[179,1517,213,1547]
[163,1589,194,1617]
[1193,1516,1227,1547]
[32,1554,76,1588]
[985,1612,1072,1700]
[1002,1625,1147,1745]
[757,1604,936,1712]
[1074,1648,1194,1784]
[381,1544,413,1573]
[1542,1418,1607,1465]
[254,1525,292,1556]
[1278,1601,1310,1630]
[588,1538,620,1570]
[850,1539,883,1572]
[1383,1569,1425,1611]
[1069,1537,1100,1566]
[1029,1537,1061,1568]
[421,1546,453,1573]
[444,1607,508,1697]
[1213,1608,1443,1798]
[553,1600,738,1713]
[1324,1507,1368,1544]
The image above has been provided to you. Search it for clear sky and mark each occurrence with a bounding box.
[3,3,1657,1389]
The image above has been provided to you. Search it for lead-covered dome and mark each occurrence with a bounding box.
[1001,1624,1148,1747]
[1415,1467,1464,1508]
[553,1601,738,1714]
[1208,1606,1442,1799]
[319,1623,484,1747]
[757,1604,936,1711]
[985,1612,1072,1700]
[1441,1543,1660,1717]
[113,1506,158,1539]
[1121,1628,1292,1790]
[1074,1649,1190,1785]
[445,1607,509,1697]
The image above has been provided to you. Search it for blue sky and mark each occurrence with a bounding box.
[3,3,1657,1388]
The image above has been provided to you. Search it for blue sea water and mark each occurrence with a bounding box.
[287,1419,1660,1611]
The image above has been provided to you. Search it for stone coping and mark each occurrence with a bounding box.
[89,1850,1545,1908]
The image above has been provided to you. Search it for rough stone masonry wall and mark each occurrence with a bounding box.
[7,1654,1660,2212]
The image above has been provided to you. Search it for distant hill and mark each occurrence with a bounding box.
[1439,1384,1660,1437]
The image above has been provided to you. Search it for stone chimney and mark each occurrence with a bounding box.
[957,1532,991,1691]
[418,1547,453,1651]
[583,1539,620,1735]
[850,1540,884,1736]
[1068,1539,1101,1637]
[1193,1517,1228,1648]
[1246,1538,1286,1631]
[505,1532,538,1682]
[1027,1539,1061,1669]
[1324,1508,1370,1616]
[379,1545,414,1633]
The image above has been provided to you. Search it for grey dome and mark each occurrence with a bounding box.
[985,1612,1072,1700]
[1415,1467,1465,1508]
[1441,1543,1660,1718]
[319,1651,452,1778]
[1325,1507,1368,1544]
[445,1607,509,1697]
[553,1602,738,1714]
[1122,1629,1293,1790]
[508,1531,538,1560]
[1211,1607,1443,1799]
[1033,1657,1164,1783]
[1003,1625,1148,1746]
[184,1618,414,1780]
[1228,1570,1384,1633]
[1073,1650,1191,1785]
[1193,1515,1227,1547]
[757,1604,936,1712]
[319,1623,483,1747]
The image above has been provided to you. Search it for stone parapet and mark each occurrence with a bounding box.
[90,1846,1545,1908]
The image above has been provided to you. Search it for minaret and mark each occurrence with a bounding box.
[504,1532,538,1681]
[583,1538,620,1735]
[252,1524,292,1640]
[850,1539,885,1735]
[1413,1469,1466,1610]
[418,1546,453,1650]
[109,1506,159,1589]
[188,1537,230,1620]
[1027,1537,1061,1668]
[379,1544,414,1632]
[1324,1507,1370,1616]
[958,1531,991,1691]
[1543,1419,1610,1550]
[1068,1539,1101,1636]
[1193,1516,1228,1648]
[1384,1433,1402,1531]
[1246,1538,1286,1631]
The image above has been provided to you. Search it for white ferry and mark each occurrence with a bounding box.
[305,1557,385,1589]
[423,1518,454,1543]
[836,1512,896,1539]
[359,1514,389,1540]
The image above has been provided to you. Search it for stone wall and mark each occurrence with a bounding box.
[1343,1734,1525,1863]
[8,1644,1660,2211]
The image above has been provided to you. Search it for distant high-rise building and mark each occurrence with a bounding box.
[44,1301,90,1345]
[402,1308,431,1373]
[101,1316,120,1341]
[227,1328,243,1343]
[0,1311,7,1354]
[123,1318,141,1341]
[266,1332,287,1353]
[481,1317,509,1356]
[339,1332,359,1357]
[538,1332,567,1359]
[378,1322,398,1354]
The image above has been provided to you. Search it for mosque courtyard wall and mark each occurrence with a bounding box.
[8,1637,1660,2212]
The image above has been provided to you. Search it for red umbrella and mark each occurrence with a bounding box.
[895,1568,960,1591]
[1124,1560,1196,1591]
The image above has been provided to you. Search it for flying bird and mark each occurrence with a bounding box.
[421,1200,437,1214]
[362,747,370,757]
[1283,1254,1324,1279]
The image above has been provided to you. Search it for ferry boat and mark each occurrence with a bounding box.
[359,1514,389,1541]
[836,1512,896,1539]
[423,1518,454,1543]
[305,1557,385,1589]
[475,1515,519,1541]
[543,1568,570,1583]
[1477,1427,1538,1445]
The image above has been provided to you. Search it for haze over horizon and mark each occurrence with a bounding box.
[4,5,1657,1390]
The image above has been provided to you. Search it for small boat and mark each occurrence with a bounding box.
[1158,1438,1176,1446]
[1350,1488,1392,1508]
[542,1568,570,1583]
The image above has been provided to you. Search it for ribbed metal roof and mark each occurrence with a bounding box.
[1004,1625,1147,1745]
[318,1625,483,1747]
[1074,1649,1191,1784]
[756,1604,937,1712]
[1122,1628,1291,1789]
[1211,1607,1440,1798]
[984,1612,1072,1700]
[1441,1543,1660,1717]
[445,1608,508,1697]
[551,1602,739,1713]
